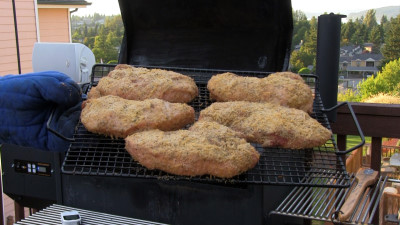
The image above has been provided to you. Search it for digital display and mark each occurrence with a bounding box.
[63,215,80,220]
[37,166,47,173]
[14,160,51,176]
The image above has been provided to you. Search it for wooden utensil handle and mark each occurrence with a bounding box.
[339,168,378,222]
[339,181,368,221]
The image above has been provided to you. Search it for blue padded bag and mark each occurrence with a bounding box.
[0,71,82,152]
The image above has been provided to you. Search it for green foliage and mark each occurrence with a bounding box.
[363,9,378,30]
[338,89,361,102]
[339,58,400,102]
[71,14,124,63]
[291,10,310,50]
[382,15,400,62]
[289,15,317,71]
[355,58,400,100]
[298,67,311,74]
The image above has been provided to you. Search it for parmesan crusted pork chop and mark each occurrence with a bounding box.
[199,102,332,149]
[207,72,314,113]
[81,95,195,138]
[88,64,198,103]
[125,121,260,178]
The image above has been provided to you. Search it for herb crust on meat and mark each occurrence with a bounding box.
[88,64,198,103]
[81,95,195,138]
[125,121,260,178]
[199,101,332,149]
[207,72,313,113]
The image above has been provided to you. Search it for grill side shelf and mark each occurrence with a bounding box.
[270,175,388,224]
[62,64,350,187]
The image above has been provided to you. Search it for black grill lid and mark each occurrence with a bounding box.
[118,0,293,72]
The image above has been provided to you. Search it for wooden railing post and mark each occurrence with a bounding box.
[13,202,24,222]
[371,137,383,175]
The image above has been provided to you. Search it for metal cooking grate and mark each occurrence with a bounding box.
[270,175,389,224]
[62,64,350,187]
[15,204,167,225]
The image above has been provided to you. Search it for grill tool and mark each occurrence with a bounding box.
[339,168,379,222]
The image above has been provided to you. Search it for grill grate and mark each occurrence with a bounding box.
[15,204,167,225]
[62,64,350,187]
[270,175,388,224]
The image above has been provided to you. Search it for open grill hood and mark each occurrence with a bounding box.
[117,0,293,72]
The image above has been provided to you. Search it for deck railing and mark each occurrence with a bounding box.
[330,102,400,173]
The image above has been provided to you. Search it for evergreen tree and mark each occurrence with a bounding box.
[363,9,378,30]
[341,19,356,45]
[291,10,310,50]
[382,15,400,62]
[369,26,382,53]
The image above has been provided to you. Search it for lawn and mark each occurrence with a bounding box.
[333,135,371,151]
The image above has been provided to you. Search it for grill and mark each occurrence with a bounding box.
[2,1,374,225]
[62,64,350,187]
[271,175,390,225]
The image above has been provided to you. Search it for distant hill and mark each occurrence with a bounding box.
[347,6,400,22]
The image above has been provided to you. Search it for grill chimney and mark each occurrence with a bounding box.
[316,13,346,122]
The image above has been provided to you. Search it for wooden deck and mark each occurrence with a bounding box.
[2,193,29,225]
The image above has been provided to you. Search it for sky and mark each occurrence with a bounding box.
[74,0,400,17]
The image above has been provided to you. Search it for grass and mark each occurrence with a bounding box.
[346,135,371,150]
[333,135,371,154]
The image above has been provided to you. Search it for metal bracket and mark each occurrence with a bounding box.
[321,101,365,155]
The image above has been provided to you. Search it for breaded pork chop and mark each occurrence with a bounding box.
[207,72,313,113]
[88,64,198,103]
[125,121,260,178]
[81,95,195,138]
[199,101,332,149]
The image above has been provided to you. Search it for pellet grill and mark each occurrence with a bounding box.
[1,0,385,225]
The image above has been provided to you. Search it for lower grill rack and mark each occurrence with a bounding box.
[15,204,167,225]
[270,175,389,224]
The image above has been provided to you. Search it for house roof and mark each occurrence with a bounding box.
[38,0,91,5]
[346,66,379,72]
[352,53,383,61]
[339,56,352,63]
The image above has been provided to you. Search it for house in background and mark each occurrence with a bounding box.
[339,44,383,79]
[338,44,383,93]
[0,0,90,76]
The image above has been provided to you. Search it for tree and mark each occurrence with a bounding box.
[341,19,356,45]
[351,22,367,45]
[289,50,305,72]
[289,16,317,72]
[363,9,378,30]
[291,10,310,50]
[358,58,400,100]
[71,14,124,63]
[382,15,400,62]
[369,26,382,53]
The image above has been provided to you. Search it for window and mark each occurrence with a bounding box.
[366,61,374,67]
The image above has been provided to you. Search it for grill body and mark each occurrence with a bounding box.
[1,1,360,225]
[62,175,301,225]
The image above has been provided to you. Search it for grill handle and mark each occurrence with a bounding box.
[321,101,365,155]
[47,108,75,142]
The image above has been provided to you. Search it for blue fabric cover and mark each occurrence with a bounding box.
[0,71,82,152]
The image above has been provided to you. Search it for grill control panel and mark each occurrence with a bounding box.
[14,160,51,176]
